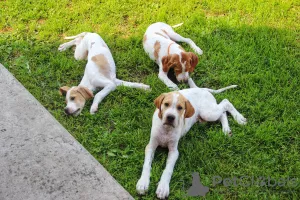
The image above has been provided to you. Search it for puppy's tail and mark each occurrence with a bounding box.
[64,32,88,40]
[115,79,150,91]
[172,23,184,28]
[205,85,238,94]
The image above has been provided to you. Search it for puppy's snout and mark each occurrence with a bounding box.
[64,107,70,115]
[167,115,175,123]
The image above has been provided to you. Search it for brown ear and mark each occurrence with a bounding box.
[59,86,70,96]
[154,93,166,119]
[188,52,198,72]
[162,54,180,72]
[185,100,195,118]
[77,86,94,100]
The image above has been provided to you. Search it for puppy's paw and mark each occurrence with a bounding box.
[222,126,232,136]
[58,43,68,52]
[236,114,247,125]
[156,181,170,199]
[90,104,98,114]
[136,177,150,195]
[194,46,203,55]
[142,84,151,91]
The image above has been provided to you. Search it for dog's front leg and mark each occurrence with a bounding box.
[156,146,179,199]
[136,141,158,195]
[90,84,116,114]
[158,70,179,91]
[188,78,199,88]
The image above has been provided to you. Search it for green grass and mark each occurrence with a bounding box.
[1,0,299,199]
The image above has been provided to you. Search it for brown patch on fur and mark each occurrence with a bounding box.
[154,41,161,61]
[91,54,111,79]
[181,52,198,72]
[59,86,70,96]
[154,93,166,119]
[155,92,195,119]
[68,86,93,105]
[155,32,168,39]
[143,34,147,44]
[161,54,182,75]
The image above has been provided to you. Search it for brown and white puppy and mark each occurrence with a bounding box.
[58,32,150,116]
[137,85,247,199]
[143,22,203,90]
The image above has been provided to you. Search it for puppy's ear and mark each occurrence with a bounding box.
[77,86,94,100]
[185,100,195,118]
[59,86,70,96]
[188,52,198,72]
[162,55,172,72]
[154,93,166,119]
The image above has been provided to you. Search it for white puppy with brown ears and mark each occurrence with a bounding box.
[143,22,203,90]
[136,83,247,199]
[58,32,150,116]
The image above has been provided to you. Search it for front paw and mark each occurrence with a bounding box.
[236,114,247,125]
[156,181,169,199]
[58,43,68,52]
[143,84,151,91]
[136,177,150,195]
[90,104,98,114]
[194,46,203,55]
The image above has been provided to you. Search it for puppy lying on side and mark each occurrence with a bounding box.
[58,32,150,116]
[143,22,203,90]
[136,84,246,199]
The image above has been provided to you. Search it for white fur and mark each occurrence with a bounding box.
[143,22,203,90]
[58,32,150,114]
[136,83,247,199]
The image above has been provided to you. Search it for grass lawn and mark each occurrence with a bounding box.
[1,0,299,199]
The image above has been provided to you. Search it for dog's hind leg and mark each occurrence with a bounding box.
[219,99,247,125]
[162,28,203,55]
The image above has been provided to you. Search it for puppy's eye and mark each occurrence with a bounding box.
[70,97,75,101]
[177,106,183,110]
[164,103,169,107]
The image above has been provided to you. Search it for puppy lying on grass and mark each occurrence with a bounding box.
[137,82,246,199]
[58,32,150,116]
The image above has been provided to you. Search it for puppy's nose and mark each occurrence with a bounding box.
[64,108,70,115]
[167,115,175,122]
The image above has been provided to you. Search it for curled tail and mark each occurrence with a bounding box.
[205,85,238,94]
[172,22,183,28]
[64,32,88,40]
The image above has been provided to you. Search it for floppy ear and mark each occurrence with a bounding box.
[77,86,94,100]
[185,100,195,118]
[162,55,172,72]
[188,52,198,72]
[59,86,70,96]
[154,93,166,119]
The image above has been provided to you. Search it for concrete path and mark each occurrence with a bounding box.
[0,64,134,200]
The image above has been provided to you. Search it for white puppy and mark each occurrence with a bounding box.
[136,83,247,199]
[58,32,150,116]
[143,22,203,90]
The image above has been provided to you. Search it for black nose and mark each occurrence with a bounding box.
[64,108,70,115]
[167,115,175,122]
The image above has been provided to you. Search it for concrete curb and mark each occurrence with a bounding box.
[0,64,134,200]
